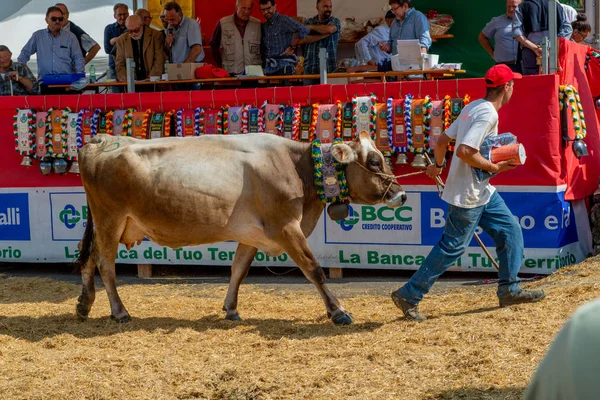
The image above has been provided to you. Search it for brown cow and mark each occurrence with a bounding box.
[76,132,406,325]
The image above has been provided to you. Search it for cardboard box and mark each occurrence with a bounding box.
[167,63,204,80]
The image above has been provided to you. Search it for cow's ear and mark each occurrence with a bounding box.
[331,143,356,164]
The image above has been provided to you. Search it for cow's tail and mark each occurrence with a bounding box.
[73,203,94,274]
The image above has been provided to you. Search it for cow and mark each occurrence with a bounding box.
[76,132,407,325]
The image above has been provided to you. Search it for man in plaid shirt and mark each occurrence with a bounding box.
[302,0,340,75]
[0,45,37,95]
[260,0,309,75]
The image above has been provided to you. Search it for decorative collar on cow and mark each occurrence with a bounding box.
[312,133,407,221]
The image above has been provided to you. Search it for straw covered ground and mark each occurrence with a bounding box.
[1,258,600,400]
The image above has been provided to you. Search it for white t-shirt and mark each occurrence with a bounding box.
[560,4,578,24]
[442,99,498,208]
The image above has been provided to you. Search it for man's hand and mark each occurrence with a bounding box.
[324,25,337,34]
[426,164,442,179]
[491,159,518,173]
[7,71,19,81]
[379,42,391,53]
[280,46,295,56]
[110,37,118,46]
[165,34,174,48]
[367,60,376,66]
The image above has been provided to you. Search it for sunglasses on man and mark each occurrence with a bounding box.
[50,16,64,22]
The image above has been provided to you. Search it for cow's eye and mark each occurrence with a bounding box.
[368,158,381,170]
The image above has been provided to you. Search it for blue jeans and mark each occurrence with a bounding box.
[397,191,523,304]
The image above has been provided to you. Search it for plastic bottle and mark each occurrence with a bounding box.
[89,64,96,83]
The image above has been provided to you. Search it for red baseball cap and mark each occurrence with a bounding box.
[484,64,522,87]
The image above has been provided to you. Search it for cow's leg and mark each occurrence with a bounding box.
[94,224,131,323]
[76,255,96,320]
[277,224,353,325]
[223,243,258,321]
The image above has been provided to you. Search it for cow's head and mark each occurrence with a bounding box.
[331,132,407,207]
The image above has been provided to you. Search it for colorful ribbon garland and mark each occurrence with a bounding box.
[312,138,349,204]
[45,107,71,158]
[559,84,587,140]
[13,109,35,157]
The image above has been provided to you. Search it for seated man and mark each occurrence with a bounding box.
[383,0,431,55]
[18,6,85,92]
[355,10,395,71]
[115,15,165,83]
[260,0,309,75]
[0,45,37,95]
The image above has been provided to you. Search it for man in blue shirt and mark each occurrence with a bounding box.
[302,0,341,75]
[104,3,129,92]
[382,0,431,55]
[479,0,522,73]
[18,6,84,92]
[356,11,395,71]
[163,1,204,64]
[259,0,309,75]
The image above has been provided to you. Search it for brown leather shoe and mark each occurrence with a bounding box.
[499,289,546,307]
[391,291,426,322]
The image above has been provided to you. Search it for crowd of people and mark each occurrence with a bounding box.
[0,0,594,95]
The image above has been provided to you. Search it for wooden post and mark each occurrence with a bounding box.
[137,264,152,278]
[329,267,343,279]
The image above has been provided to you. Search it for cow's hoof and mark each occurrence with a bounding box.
[331,311,354,325]
[225,312,243,321]
[111,314,132,323]
[75,304,89,321]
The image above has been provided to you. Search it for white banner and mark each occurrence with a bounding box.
[0,186,592,274]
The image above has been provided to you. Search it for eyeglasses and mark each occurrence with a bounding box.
[159,15,166,19]
[50,16,64,22]
[129,27,141,34]
[260,6,273,12]
[576,30,589,40]
[391,6,401,12]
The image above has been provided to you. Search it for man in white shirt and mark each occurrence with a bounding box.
[355,10,395,71]
[391,64,546,322]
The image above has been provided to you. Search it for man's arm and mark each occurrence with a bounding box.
[85,43,100,64]
[557,5,573,39]
[149,32,165,77]
[455,143,516,173]
[414,12,432,52]
[70,34,86,73]
[114,37,126,81]
[356,31,376,64]
[306,24,337,35]
[185,19,204,62]
[209,22,223,68]
[425,132,452,179]
[18,33,37,64]
[294,34,328,45]
[478,32,494,59]
[103,25,112,54]
[18,63,37,92]
[184,44,202,63]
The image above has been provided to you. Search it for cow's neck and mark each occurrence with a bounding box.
[290,142,324,207]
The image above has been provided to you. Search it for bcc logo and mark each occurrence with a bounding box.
[335,205,413,231]
[59,204,88,229]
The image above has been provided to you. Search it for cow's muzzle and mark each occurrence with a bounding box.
[352,161,406,207]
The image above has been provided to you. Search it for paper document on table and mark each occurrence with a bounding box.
[245,65,264,77]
